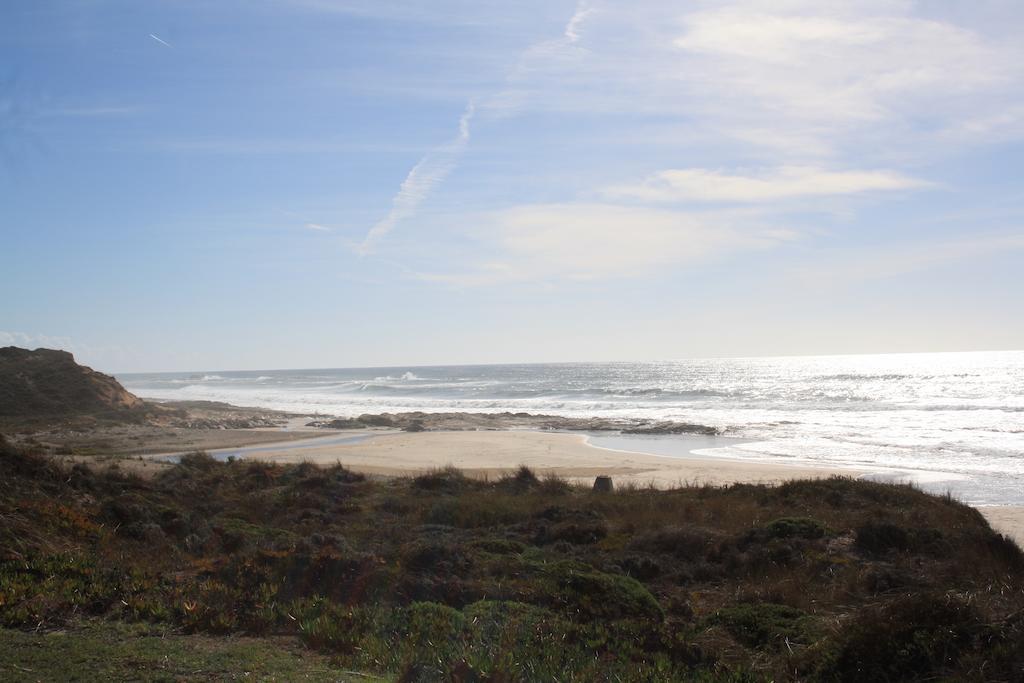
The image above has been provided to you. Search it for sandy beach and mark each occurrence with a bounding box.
[151,429,862,485]
[977,506,1024,546]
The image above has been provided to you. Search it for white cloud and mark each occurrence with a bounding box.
[472,1,1022,156]
[305,222,332,232]
[606,166,929,203]
[669,2,1018,148]
[341,0,1023,286]
[419,203,794,283]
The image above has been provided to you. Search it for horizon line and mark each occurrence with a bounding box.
[108,347,1024,377]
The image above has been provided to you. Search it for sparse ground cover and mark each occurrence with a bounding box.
[2,435,1023,681]
[0,621,383,682]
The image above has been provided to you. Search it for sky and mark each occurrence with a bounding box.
[2,0,1024,373]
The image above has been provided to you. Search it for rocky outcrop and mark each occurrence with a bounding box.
[0,347,144,416]
[145,400,292,430]
[621,421,720,436]
[307,411,722,436]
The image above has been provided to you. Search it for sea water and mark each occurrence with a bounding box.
[119,351,1024,505]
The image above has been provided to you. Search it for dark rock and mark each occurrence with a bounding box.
[622,421,721,436]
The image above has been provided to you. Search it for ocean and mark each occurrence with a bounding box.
[118,351,1024,506]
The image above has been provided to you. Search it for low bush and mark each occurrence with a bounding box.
[539,560,664,622]
[3,444,1024,682]
[762,517,829,540]
[854,520,910,554]
[710,602,816,650]
[495,465,540,493]
[817,593,986,681]
[412,466,471,493]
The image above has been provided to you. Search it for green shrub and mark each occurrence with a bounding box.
[762,517,828,540]
[411,466,470,493]
[213,516,298,552]
[0,555,133,627]
[392,601,469,677]
[495,465,540,493]
[540,561,664,622]
[178,451,217,470]
[403,601,467,647]
[298,603,373,653]
[710,602,816,650]
[817,593,985,681]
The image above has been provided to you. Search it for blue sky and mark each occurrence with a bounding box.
[2,0,1023,372]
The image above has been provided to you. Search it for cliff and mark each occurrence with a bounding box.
[0,346,143,416]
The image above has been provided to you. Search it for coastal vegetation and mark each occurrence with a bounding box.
[3,437,1023,681]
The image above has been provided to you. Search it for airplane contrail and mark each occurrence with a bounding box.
[358,102,475,256]
[356,3,592,255]
[149,34,171,47]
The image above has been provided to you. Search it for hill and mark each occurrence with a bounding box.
[2,439,1023,681]
[0,346,143,417]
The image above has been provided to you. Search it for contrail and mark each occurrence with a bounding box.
[564,1,593,43]
[357,101,475,255]
[357,3,592,254]
[149,34,171,47]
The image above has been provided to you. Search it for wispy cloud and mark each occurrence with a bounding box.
[455,1,1021,155]
[563,1,593,43]
[358,101,475,255]
[148,33,171,47]
[480,1,594,116]
[335,0,1024,290]
[606,166,929,203]
[418,202,794,284]
[305,222,332,232]
[669,1,1018,154]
